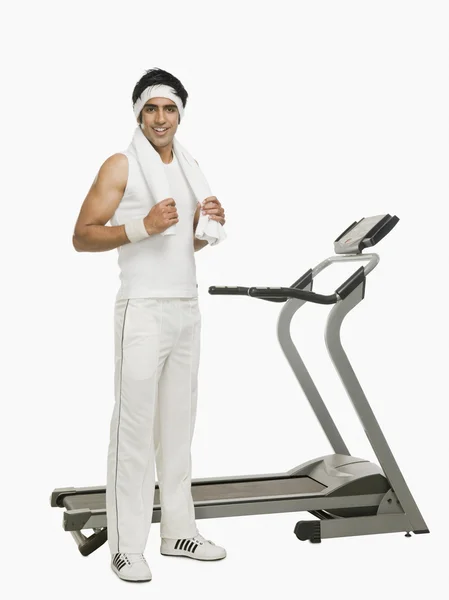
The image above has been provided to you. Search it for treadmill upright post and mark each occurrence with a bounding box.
[277,283,350,456]
[324,280,429,534]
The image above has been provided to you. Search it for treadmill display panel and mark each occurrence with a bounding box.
[334,214,398,254]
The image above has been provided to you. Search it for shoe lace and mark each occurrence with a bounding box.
[193,534,215,546]
[124,553,147,565]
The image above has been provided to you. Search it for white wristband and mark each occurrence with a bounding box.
[124,218,151,243]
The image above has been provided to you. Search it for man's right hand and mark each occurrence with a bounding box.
[144,198,179,235]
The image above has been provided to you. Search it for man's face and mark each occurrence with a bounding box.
[139,97,179,148]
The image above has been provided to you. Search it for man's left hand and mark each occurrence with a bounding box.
[201,196,226,226]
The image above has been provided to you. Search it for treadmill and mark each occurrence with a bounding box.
[50,214,429,555]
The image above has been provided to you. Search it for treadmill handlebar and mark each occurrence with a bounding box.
[249,287,339,304]
[208,265,366,304]
[208,286,250,296]
[208,286,338,304]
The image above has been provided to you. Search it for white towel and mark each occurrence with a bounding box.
[128,125,226,246]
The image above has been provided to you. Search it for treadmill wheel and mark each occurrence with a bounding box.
[294,521,321,543]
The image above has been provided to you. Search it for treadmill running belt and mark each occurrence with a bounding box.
[63,477,325,511]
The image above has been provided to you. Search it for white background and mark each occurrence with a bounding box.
[2,0,448,597]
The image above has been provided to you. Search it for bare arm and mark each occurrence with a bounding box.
[72,153,130,252]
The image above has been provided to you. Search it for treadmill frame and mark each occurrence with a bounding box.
[50,252,429,555]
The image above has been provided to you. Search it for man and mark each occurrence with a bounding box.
[72,67,226,583]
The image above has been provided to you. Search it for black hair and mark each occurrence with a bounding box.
[132,67,188,124]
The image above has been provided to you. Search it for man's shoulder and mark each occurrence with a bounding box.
[98,153,129,184]
[106,152,129,169]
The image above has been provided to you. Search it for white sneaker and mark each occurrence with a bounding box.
[161,533,226,561]
[111,553,152,582]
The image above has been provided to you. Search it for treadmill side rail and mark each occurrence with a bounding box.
[51,486,109,508]
[62,493,386,532]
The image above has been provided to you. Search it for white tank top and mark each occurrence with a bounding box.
[110,146,198,299]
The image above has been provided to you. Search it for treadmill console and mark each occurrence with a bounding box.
[334,214,399,254]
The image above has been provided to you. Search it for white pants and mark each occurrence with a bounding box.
[106,297,201,554]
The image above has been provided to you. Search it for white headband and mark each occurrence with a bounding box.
[133,84,184,122]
